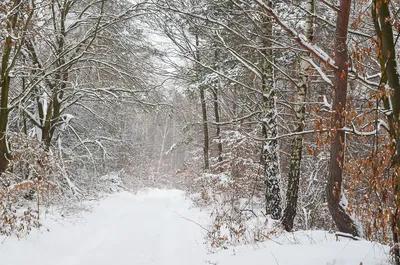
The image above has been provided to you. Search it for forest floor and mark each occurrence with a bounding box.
[0,189,391,265]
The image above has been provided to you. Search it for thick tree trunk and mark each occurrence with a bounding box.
[281,0,314,232]
[262,0,281,220]
[327,0,359,236]
[372,1,400,263]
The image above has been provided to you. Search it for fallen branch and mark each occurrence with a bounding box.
[335,232,361,241]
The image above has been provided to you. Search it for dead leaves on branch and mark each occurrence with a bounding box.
[311,89,400,242]
[0,133,62,237]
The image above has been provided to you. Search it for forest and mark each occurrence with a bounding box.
[0,0,399,264]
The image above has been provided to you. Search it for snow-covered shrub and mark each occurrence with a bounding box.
[97,171,125,193]
[0,133,63,237]
[296,151,333,231]
[188,129,273,248]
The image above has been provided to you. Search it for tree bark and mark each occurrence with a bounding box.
[213,49,222,163]
[0,0,34,173]
[42,1,69,149]
[372,1,400,263]
[326,0,359,236]
[196,33,210,170]
[281,0,314,232]
[0,45,12,173]
[261,0,281,220]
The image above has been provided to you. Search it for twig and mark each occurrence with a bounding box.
[174,211,210,232]
[318,0,340,12]
[271,252,280,265]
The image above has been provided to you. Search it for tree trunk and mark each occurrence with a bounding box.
[281,0,314,232]
[262,0,281,220]
[213,49,222,163]
[372,1,400,263]
[196,33,210,170]
[0,48,11,173]
[327,0,359,236]
[43,2,69,149]
[157,117,169,174]
[0,0,31,173]
[200,85,210,170]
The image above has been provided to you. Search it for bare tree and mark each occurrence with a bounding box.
[0,0,35,173]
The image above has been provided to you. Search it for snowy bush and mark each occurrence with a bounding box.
[184,129,276,247]
[0,133,64,237]
[98,171,125,193]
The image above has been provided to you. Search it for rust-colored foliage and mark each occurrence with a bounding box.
[0,133,61,237]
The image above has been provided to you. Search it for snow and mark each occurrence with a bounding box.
[322,95,332,109]
[0,189,391,265]
[254,0,337,69]
[306,58,333,86]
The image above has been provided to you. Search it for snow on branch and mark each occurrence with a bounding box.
[318,0,340,12]
[254,0,337,70]
[245,118,388,141]
[341,120,390,136]
[305,58,333,86]
[243,129,328,142]
[348,68,380,89]
[322,95,332,110]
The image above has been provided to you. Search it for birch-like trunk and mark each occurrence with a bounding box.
[281,0,314,231]
[262,0,281,219]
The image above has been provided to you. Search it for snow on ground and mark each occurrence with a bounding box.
[0,189,391,265]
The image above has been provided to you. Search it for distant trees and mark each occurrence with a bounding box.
[0,0,161,236]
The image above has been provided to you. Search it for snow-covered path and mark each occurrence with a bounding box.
[0,189,392,265]
[0,190,208,265]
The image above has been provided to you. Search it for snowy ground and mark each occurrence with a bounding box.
[0,189,391,265]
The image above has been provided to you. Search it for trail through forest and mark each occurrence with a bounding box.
[0,190,391,265]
